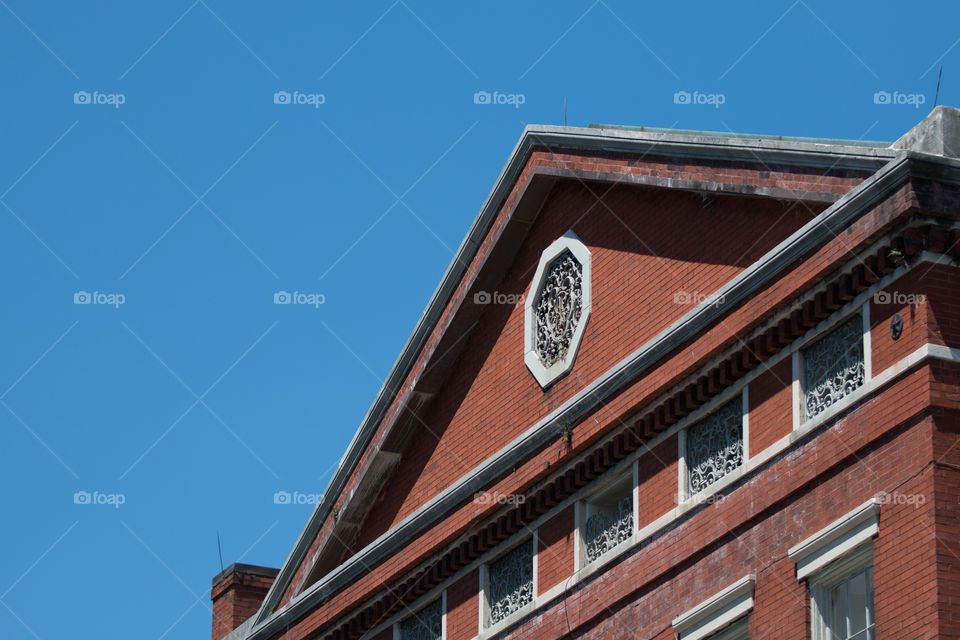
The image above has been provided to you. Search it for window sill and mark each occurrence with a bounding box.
[478,601,535,640]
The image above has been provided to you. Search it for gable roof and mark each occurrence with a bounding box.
[250,121,902,630]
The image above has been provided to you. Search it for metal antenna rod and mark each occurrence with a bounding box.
[934,65,943,107]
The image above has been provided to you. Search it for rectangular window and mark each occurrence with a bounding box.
[789,501,878,640]
[486,540,534,627]
[812,565,874,640]
[686,395,744,496]
[801,312,865,422]
[582,473,633,565]
[397,596,443,640]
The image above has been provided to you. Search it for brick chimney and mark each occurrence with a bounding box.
[211,563,278,640]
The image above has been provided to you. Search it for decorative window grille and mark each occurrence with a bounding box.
[584,494,633,564]
[687,396,744,495]
[533,250,583,368]
[802,313,865,421]
[398,597,442,640]
[487,541,533,626]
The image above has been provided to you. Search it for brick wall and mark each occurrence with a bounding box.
[536,506,575,596]
[445,569,478,640]
[933,411,960,639]
[636,434,678,530]
[748,357,793,454]
[497,375,942,639]
[870,268,932,372]
[921,262,960,349]
[354,182,817,551]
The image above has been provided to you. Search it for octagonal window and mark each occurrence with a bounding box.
[524,232,592,387]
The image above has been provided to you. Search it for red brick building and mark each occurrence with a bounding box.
[212,107,960,640]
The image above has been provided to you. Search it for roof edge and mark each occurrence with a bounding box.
[589,123,892,148]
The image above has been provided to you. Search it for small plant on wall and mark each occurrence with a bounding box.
[557,418,574,456]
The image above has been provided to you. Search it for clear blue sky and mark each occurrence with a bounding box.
[0,2,955,638]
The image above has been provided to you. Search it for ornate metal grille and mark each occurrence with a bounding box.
[398,597,442,640]
[534,251,583,367]
[488,541,533,625]
[803,314,865,421]
[687,396,744,495]
[584,495,633,564]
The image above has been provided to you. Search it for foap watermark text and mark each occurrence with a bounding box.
[74,90,125,108]
[473,91,525,108]
[274,90,325,108]
[876,491,925,507]
[474,491,525,505]
[873,291,926,305]
[474,291,523,305]
[274,291,325,307]
[74,290,125,308]
[676,492,728,506]
[873,90,925,108]
[274,490,323,505]
[673,90,725,108]
[74,490,126,508]
[673,290,724,307]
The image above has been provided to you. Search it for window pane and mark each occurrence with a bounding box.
[848,570,869,634]
[488,542,533,626]
[687,396,744,494]
[803,313,865,420]
[822,566,874,640]
[831,581,848,639]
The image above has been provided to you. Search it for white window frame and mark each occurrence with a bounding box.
[789,499,879,640]
[672,574,755,640]
[678,386,749,504]
[809,547,874,640]
[478,536,537,634]
[574,469,635,570]
[524,231,593,388]
[393,591,447,640]
[792,305,872,431]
